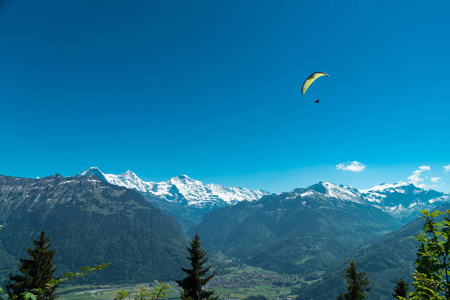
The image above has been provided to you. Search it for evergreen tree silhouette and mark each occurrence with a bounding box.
[6,230,58,300]
[392,277,409,299]
[177,233,218,300]
[336,260,371,300]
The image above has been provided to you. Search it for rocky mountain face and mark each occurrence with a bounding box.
[0,174,188,285]
[190,181,403,276]
[76,167,270,226]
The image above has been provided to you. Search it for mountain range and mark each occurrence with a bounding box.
[76,167,269,227]
[360,182,450,222]
[2,169,450,299]
[76,168,450,227]
[190,181,450,299]
[190,181,403,275]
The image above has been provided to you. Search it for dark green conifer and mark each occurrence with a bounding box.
[392,277,408,299]
[6,230,58,300]
[177,233,218,300]
[336,260,371,300]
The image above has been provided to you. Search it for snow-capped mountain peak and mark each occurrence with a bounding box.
[360,181,409,194]
[76,168,270,210]
[306,181,363,203]
[78,166,102,176]
[170,174,197,185]
[359,181,450,218]
[122,170,138,177]
[299,180,450,220]
[75,168,450,223]
[77,167,107,181]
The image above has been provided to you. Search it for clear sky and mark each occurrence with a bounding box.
[1,0,450,193]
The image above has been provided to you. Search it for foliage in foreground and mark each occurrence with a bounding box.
[397,209,450,299]
[6,231,58,300]
[177,233,218,300]
[1,227,109,300]
[22,264,110,300]
[114,281,170,300]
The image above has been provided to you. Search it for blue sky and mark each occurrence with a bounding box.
[1,0,450,193]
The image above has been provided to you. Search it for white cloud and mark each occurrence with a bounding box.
[336,161,366,172]
[408,165,431,188]
[431,177,441,183]
[444,164,450,173]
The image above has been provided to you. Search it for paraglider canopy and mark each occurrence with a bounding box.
[301,72,329,95]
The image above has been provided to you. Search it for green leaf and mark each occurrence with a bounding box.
[22,292,37,300]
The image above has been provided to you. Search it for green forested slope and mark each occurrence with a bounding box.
[296,205,450,299]
[190,184,402,277]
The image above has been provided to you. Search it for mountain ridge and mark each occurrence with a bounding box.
[0,173,188,285]
[76,167,270,226]
[77,167,269,207]
[2,170,450,294]
[75,168,450,226]
[298,180,450,222]
[190,180,403,276]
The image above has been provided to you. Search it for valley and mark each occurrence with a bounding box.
[57,265,300,300]
[34,251,302,300]
[1,170,450,299]
[2,2,448,299]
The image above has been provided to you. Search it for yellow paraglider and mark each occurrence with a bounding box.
[301,72,329,95]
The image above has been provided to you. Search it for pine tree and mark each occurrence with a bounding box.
[336,260,371,300]
[6,230,58,300]
[392,277,409,299]
[177,233,218,300]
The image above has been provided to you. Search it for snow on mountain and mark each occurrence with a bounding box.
[297,181,364,204]
[76,168,450,222]
[77,167,153,192]
[297,181,450,220]
[359,182,412,212]
[361,181,409,193]
[360,182,409,204]
[319,181,363,203]
[76,167,269,209]
[359,181,450,217]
